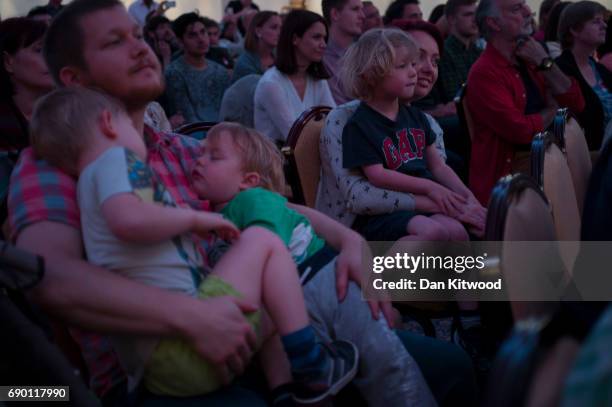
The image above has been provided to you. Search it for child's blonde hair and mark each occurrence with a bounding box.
[206,122,286,194]
[340,28,417,101]
[30,87,126,175]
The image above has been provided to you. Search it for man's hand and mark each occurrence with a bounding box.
[194,212,240,241]
[178,296,258,384]
[515,37,549,67]
[335,234,396,328]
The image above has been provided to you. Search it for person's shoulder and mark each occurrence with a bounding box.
[207,59,229,73]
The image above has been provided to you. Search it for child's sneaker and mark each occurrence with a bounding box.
[292,339,359,405]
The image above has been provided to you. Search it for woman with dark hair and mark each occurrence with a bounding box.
[231,11,281,83]
[556,1,611,149]
[254,10,335,143]
[0,17,52,152]
[544,1,570,58]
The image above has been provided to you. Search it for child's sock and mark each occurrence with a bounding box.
[281,326,329,382]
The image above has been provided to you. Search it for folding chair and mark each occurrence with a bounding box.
[282,106,332,207]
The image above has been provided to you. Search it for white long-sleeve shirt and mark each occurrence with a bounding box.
[254,67,336,143]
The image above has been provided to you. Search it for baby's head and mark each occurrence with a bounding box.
[192,122,285,208]
[30,87,144,175]
[341,28,418,102]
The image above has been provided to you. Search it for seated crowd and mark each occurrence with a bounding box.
[1,0,612,406]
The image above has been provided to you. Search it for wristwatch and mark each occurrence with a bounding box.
[537,57,554,71]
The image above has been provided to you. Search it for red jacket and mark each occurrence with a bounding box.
[466,44,585,205]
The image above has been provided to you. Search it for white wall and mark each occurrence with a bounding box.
[3,0,612,25]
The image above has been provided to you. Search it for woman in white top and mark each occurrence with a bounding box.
[254,10,336,143]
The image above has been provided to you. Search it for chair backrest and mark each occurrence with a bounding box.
[552,108,592,214]
[454,83,475,141]
[485,174,561,320]
[564,118,592,215]
[219,74,261,128]
[530,132,581,240]
[282,106,331,207]
[175,121,218,140]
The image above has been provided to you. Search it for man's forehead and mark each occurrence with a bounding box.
[81,6,137,38]
[186,22,206,33]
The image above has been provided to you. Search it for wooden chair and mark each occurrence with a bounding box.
[454,83,476,142]
[483,311,580,407]
[175,121,218,140]
[484,174,562,325]
[282,106,331,207]
[552,108,592,214]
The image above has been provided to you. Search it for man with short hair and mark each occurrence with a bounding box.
[466,0,584,204]
[416,0,481,173]
[383,0,423,25]
[164,12,231,123]
[8,2,374,404]
[201,17,234,70]
[362,1,383,32]
[322,0,365,105]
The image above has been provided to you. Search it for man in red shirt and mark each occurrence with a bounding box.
[466,0,584,205]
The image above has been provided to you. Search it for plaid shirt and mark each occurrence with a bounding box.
[435,35,482,104]
[7,126,207,397]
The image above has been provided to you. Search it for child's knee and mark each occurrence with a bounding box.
[418,221,450,241]
[240,226,285,251]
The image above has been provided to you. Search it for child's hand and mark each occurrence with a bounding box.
[427,184,467,216]
[194,212,241,241]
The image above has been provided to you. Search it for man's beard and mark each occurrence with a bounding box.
[123,77,165,111]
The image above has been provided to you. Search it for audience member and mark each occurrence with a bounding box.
[0,17,52,230]
[128,0,158,26]
[417,0,481,173]
[225,0,260,37]
[202,17,235,70]
[383,0,423,25]
[363,1,384,31]
[232,11,281,83]
[341,29,475,241]
[254,10,335,143]
[544,1,570,58]
[8,0,369,405]
[26,6,54,25]
[219,74,261,127]
[0,18,52,152]
[39,0,64,18]
[144,15,178,69]
[533,0,559,41]
[191,122,436,406]
[467,0,585,205]
[429,4,446,24]
[598,16,612,72]
[30,87,359,402]
[322,0,365,105]
[556,1,611,150]
[165,12,231,123]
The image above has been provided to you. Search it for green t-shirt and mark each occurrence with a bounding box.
[221,187,325,265]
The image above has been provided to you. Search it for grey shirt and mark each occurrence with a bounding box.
[164,56,231,122]
[322,39,351,105]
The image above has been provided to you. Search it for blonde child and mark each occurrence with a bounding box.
[29,87,358,403]
[190,122,437,407]
[340,28,479,242]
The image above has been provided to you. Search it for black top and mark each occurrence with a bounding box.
[556,50,612,150]
[206,47,235,70]
[517,62,545,115]
[343,102,436,180]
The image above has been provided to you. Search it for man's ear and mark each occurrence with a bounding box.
[99,109,118,140]
[58,66,86,86]
[240,172,261,189]
[3,52,14,75]
[330,7,340,23]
